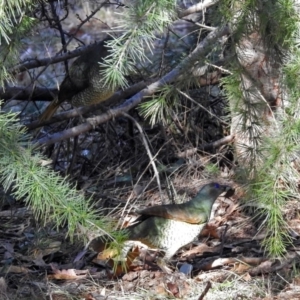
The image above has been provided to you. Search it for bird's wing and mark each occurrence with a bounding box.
[58,39,110,102]
[136,203,207,224]
[134,183,232,225]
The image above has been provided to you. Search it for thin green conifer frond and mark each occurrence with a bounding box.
[101,0,177,90]
[138,85,180,126]
[0,108,116,241]
[0,0,37,85]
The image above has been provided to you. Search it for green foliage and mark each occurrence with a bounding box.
[0,109,114,241]
[101,0,177,90]
[247,179,292,256]
[284,49,300,103]
[138,85,180,126]
[109,229,131,273]
[0,0,37,85]
[0,0,31,43]
[204,163,220,176]
[246,129,300,255]
[220,0,298,50]
[259,16,300,256]
[222,0,300,256]
[257,0,298,48]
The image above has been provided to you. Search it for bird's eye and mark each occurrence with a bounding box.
[214,183,220,189]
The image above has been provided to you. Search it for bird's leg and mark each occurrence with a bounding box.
[156,247,179,274]
[119,240,136,262]
[156,258,173,274]
[113,240,150,272]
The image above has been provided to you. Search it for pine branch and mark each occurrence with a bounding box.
[0,108,114,241]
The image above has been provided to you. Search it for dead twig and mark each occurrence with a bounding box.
[198,281,212,300]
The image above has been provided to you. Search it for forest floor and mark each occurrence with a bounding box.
[1,175,300,300]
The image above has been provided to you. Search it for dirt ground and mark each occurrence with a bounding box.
[1,177,300,300]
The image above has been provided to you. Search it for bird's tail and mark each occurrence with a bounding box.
[38,98,60,124]
[32,98,60,138]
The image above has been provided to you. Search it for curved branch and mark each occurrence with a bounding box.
[122,112,164,200]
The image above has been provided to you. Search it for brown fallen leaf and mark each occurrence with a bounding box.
[200,224,220,239]
[167,282,179,297]
[231,262,251,274]
[95,247,118,261]
[84,293,95,300]
[93,246,142,278]
[248,260,274,276]
[48,265,88,280]
[242,272,252,282]
[181,243,217,258]
[197,256,266,271]
[155,283,169,297]
[253,252,297,276]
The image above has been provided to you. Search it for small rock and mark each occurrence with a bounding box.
[179,263,193,276]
